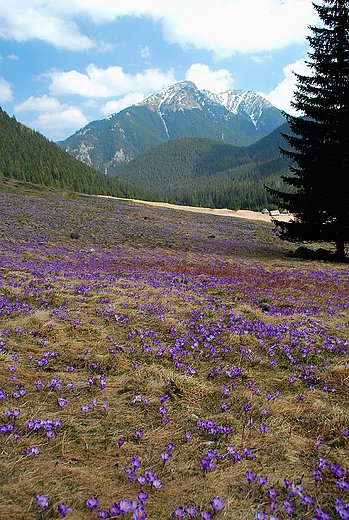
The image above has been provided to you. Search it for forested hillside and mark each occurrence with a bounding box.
[117,124,292,210]
[0,108,161,201]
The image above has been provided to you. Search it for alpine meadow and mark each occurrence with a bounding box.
[1,0,349,519]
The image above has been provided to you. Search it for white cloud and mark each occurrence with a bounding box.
[185,63,235,93]
[0,0,318,56]
[15,94,62,113]
[162,0,317,58]
[250,55,273,65]
[0,1,93,51]
[100,92,146,116]
[14,94,89,140]
[46,64,176,98]
[139,45,151,59]
[0,77,13,102]
[259,58,310,114]
[36,106,88,132]
[7,54,19,60]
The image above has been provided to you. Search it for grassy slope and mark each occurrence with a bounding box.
[0,178,348,519]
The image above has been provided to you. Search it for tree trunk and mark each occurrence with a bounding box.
[335,239,346,261]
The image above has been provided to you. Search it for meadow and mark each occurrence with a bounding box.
[0,177,348,520]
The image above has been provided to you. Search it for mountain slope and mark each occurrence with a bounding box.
[115,123,292,211]
[58,81,286,178]
[0,107,161,201]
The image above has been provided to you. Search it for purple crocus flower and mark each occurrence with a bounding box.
[335,498,349,520]
[200,511,211,520]
[32,446,41,458]
[258,475,267,487]
[300,495,314,506]
[186,505,197,518]
[119,499,131,514]
[255,513,266,520]
[138,490,148,503]
[138,475,146,486]
[153,478,163,490]
[269,500,278,511]
[57,502,73,517]
[98,511,108,519]
[86,497,99,511]
[109,502,121,515]
[57,397,67,408]
[283,500,293,516]
[201,458,209,470]
[268,487,278,499]
[133,505,147,520]
[161,451,172,462]
[313,469,322,481]
[211,497,224,512]
[36,494,49,511]
[173,507,184,518]
[288,482,303,499]
[317,457,327,469]
[246,471,256,484]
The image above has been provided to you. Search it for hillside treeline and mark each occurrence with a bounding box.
[0,108,161,201]
[117,129,292,211]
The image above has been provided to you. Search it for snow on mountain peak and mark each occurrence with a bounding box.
[137,81,274,126]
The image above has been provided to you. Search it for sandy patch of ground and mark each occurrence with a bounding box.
[105,196,292,223]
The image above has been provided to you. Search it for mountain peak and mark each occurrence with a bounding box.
[137,81,275,127]
[59,80,285,179]
[137,80,203,113]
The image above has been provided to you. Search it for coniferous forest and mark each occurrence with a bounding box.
[0,108,161,201]
[116,128,293,211]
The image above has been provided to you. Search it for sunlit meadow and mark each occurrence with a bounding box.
[0,178,348,520]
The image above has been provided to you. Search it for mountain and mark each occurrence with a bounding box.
[0,107,161,201]
[58,81,286,178]
[116,123,292,211]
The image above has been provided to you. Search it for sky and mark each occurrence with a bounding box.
[0,0,319,141]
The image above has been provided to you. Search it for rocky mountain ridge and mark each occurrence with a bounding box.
[137,81,274,128]
[58,81,285,178]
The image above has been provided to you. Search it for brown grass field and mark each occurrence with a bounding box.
[0,178,348,520]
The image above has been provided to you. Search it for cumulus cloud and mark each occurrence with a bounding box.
[258,58,310,114]
[14,94,89,140]
[35,106,88,131]
[0,1,92,51]
[0,77,13,102]
[185,63,235,93]
[100,92,146,116]
[46,64,176,98]
[15,94,62,113]
[0,0,318,56]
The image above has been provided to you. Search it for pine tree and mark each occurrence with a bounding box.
[268,0,349,259]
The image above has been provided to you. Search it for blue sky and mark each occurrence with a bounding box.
[0,0,319,141]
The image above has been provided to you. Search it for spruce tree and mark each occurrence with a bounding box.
[268,0,349,259]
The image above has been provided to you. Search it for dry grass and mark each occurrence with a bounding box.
[0,179,349,519]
